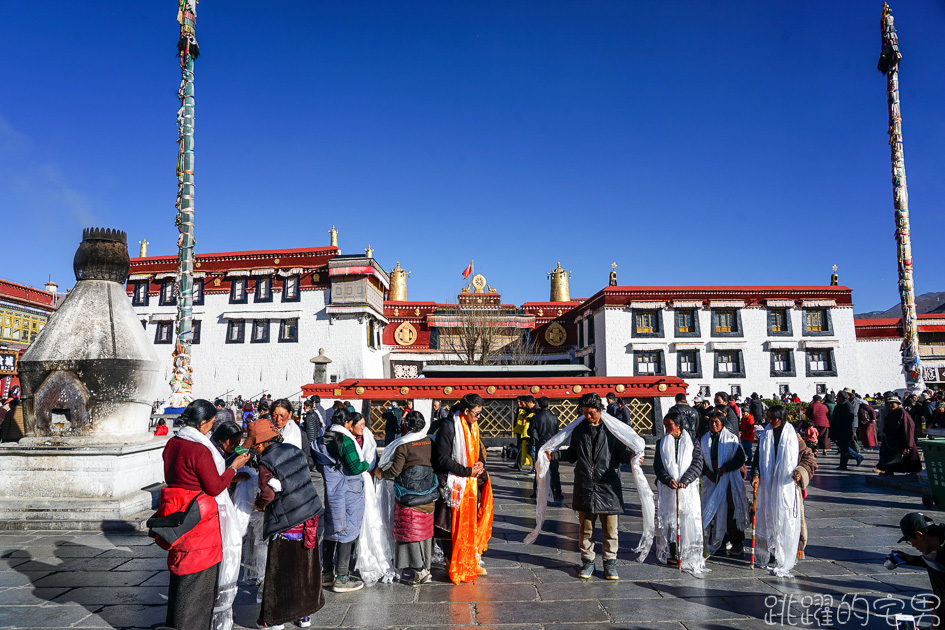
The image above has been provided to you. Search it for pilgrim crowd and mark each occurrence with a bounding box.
[149,386,931,629]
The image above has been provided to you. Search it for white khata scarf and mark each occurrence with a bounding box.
[654,430,708,575]
[326,425,396,584]
[754,422,801,577]
[176,426,243,630]
[700,428,749,555]
[446,411,474,509]
[525,412,656,562]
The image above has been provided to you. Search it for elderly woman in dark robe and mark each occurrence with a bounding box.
[878,396,922,475]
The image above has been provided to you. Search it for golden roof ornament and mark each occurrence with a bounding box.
[609,262,617,287]
[365,244,373,258]
[548,262,571,302]
[329,225,338,248]
[388,261,410,302]
[831,264,839,286]
[138,239,149,258]
[471,273,487,293]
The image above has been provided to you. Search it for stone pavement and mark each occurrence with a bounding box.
[0,446,937,630]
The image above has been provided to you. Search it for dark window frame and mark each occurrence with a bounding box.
[674,308,701,338]
[230,278,248,304]
[255,276,273,303]
[769,348,796,377]
[802,307,834,337]
[805,348,838,377]
[279,318,298,343]
[281,275,301,302]
[714,349,746,378]
[587,316,596,345]
[226,320,245,344]
[132,281,150,307]
[711,308,743,338]
[154,321,173,344]
[251,319,271,343]
[676,349,702,378]
[191,320,201,345]
[192,278,204,306]
[159,279,177,307]
[767,307,793,337]
[633,349,665,376]
[632,308,663,339]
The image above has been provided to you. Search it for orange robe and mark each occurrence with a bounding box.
[449,419,494,584]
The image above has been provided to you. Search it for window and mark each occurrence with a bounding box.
[155,322,173,344]
[279,318,298,343]
[677,350,701,377]
[730,385,742,397]
[715,349,745,378]
[578,320,585,347]
[230,278,247,304]
[768,308,790,335]
[251,319,270,343]
[716,309,735,333]
[282,275,300,302]
[192,278,204,306]
[718,351,738,373]
[806,349,837,377]
[132,281,149,306]
[160,279,176,306]
[226,320,245,343]
[699,385,711,397]
[255,276,272,303]
[805,309,826,332]
[815,383,827,395]
[636,311,657,334]
[634,350,663,376]
[772,350,789,372]
[587,317,596,344]
[779,384,790,396]
[191,320,201,345]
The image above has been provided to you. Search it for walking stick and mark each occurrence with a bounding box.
[676,485,682,572]
[750,483,758,570]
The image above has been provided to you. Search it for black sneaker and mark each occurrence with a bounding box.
[578,558,595,579]
[603,559,619,580]
[321,572,334,587]
[332,575,364,592]
[729,542,744,557]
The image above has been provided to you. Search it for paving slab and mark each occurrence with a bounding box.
[600,595,744,622]
[476,599,610,624]
[341,601,472,627]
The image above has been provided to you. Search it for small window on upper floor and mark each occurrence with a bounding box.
[279,318,298,343]
[191,320,201,345]
[155,322,173,344]
[230,278,247,304]
[132,281,149,306]
[770,309,787,333]
[805,309,826,333]
[192,278,204,305]
[251,319,270,343]
[635,311,658,334]
[255,277,272,303]
[676,309,694,333]
[226,320,245,343]
[715,309,736,334]
[282,275,300,302]
[159,279,176,306]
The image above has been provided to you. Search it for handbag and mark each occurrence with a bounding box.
[146,491,204,547]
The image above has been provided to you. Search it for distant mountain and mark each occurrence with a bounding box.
[855,291,945,319]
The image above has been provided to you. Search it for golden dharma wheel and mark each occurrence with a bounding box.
[274,258,280,264]
[400,386,410,395]
[486,385,496,395]
[443,386,453,395]
[657,383,668,392]
[615,384,626,393]
[530,385,540,394]
[572,385,583,394]
[355,386,365,395]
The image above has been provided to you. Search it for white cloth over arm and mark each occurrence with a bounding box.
[754,422,801,577]
[654,431,707,575]
[280,420,303,449]
[700,429,748,555]
[525,412,656,562]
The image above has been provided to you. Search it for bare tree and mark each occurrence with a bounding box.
[439,306,503,366]
[498,330,544,366]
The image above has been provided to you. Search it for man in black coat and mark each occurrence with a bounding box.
[382,402,404,446]
[551,393,637,580]
[748,393,767,427]
[667,393,699,442]
[831,391,863,469]
[528,397,563,500]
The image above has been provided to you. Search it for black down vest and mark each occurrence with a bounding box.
[260,443,323,539]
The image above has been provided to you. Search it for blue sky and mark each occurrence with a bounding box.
[5,1,945,312]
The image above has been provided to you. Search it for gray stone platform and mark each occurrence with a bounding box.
[0,447,937,629]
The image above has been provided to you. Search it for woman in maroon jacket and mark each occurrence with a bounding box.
[157,400,250,630]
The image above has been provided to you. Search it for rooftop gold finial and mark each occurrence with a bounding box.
[548,262,571,302]
[138,239,149,258]
[365,244,373,258]
[329,225,338,248]
[831,264,839,286]
[609,262,617,287]
[882,2,890,17]
[388,261,410,302]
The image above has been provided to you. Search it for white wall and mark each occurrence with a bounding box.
[856,337,904,394]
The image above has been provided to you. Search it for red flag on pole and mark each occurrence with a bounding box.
[462,261,473,279]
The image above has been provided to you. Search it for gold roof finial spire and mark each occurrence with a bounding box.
[329,225,338,248]
[138,239,149,258]
[388,261,410,302]
[830,264,839,286]
[548,262,571,302]
[365,244,373,258]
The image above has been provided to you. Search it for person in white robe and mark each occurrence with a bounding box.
[653,410,707,575]
[700,411,748,557]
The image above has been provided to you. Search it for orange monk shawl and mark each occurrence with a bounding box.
[448,418,494,584]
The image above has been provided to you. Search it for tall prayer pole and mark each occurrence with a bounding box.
[169,0,200,409]
[877,3,924,393]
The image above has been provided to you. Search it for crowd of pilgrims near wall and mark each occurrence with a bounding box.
[149,386,933,629]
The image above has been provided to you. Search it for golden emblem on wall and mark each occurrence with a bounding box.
[657,383,668,392]
[544,322,567,347]
[486,385,496,395]
[572,385,583,394]
[443,386,453,395]
[615,384,626,393]
[274,258,280,264]
[213,277,221,286]
[400,386,410,395]
[355,386,365,395]
[394,322,418,346]
[333,388,343,397]
[414,307,421,316]
[471,273,487,292]
[313,273,320,282]
[530,385,540,394]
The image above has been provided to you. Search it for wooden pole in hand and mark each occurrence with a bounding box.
[750,484,758,570]
[676,486,682,572]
